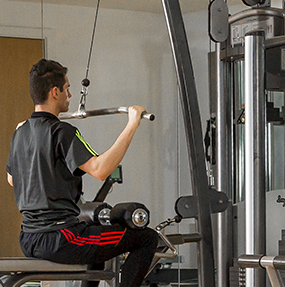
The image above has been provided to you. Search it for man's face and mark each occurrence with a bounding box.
[57,75,72,113]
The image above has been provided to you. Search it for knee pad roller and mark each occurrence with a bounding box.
[78,202,150,229]
[110,202,150,229]
[78,202,112,226]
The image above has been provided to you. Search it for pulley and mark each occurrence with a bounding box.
[208,0,229,43]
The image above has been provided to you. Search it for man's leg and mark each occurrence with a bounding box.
[20,223,159,287]
[69,225,159,286]
[91,227,159,287]
[119,228,159,287]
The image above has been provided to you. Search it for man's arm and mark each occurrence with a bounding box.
[6,120,26,187]
[79,105,145,181]
[7,173,13,186]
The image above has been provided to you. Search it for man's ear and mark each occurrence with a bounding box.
[50,86,58,99]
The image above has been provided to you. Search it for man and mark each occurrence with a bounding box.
[6,59,158,287]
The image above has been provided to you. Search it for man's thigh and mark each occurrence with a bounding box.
[20,223,126,265]
[52,223,127,264]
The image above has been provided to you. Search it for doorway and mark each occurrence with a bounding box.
[0,37,42,256]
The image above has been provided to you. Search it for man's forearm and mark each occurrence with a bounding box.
[79,121,139,181]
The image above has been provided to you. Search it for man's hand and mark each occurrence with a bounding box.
[127,105,146,128]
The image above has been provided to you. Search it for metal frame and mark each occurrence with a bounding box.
[244,30,266,287]
[161,0,225,286]
[215,42,233,287]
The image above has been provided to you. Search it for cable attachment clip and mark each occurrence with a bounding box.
[78,78,90,112]
[153,215,181,260]
[155,215,182,232]
[145,215,181,278]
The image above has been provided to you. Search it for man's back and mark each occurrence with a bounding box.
[6,111,92,233]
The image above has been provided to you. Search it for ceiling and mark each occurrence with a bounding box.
[9,0,243,13]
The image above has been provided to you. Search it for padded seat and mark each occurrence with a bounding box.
[0,257,88,272]
[0,258,115,287]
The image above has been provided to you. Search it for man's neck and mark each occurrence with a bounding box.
[35,104,59,117]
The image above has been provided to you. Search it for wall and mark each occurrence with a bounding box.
[1,0,180,224]
[0,0,195,264]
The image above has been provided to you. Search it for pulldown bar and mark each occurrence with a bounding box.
[58,79,155,121]
[59,106,155,121]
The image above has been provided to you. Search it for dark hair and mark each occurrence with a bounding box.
[29,59,68,105]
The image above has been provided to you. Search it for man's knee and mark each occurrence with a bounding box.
[141,227,159,249]
[124,227,158,249]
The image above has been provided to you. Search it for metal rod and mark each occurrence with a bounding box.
[181,233,202,243]
[59,107,155,121]
[238,255,285,287]
[154,229,178,259]
[215,42,232,287]
[145,225,178,278]
[244,30,266,287]
[85,0,101,79]
[238,254,285,270]
[238,254,263,269]
[261,256,284,287]
[161,0,215,286]
[265,265,284,287]
[145,246,168,278]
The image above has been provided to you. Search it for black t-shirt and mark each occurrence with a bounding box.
[6,112,98,233]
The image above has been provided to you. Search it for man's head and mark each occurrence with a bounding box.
[29,59,68,105]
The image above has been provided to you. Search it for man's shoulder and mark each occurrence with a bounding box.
[51,121,79,144]
[51,120,77,132]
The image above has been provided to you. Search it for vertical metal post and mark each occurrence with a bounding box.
[161,0,215,286]
[244,30,266,287]
[267,94,274,191]
[216,43,232,287]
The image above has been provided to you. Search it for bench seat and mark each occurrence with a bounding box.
[0,257,88,272]
[0,258,115,287]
